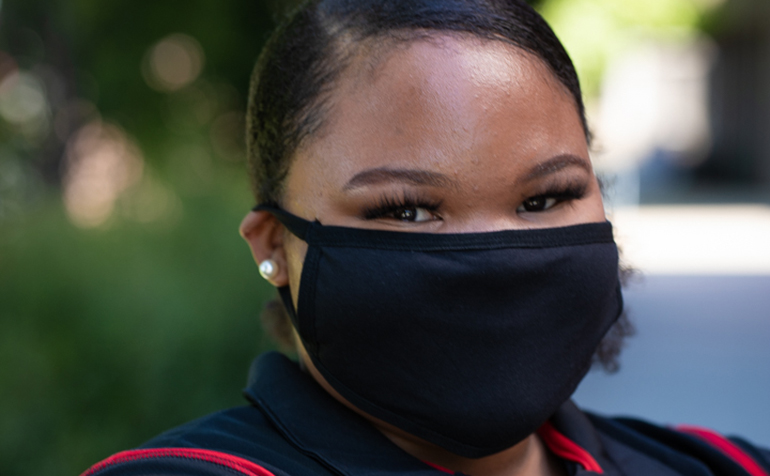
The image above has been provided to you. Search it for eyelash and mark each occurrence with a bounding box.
[362,192,443,221]
[519,182,588,213]
[361,181,588,220]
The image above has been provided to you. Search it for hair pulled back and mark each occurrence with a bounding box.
[247,0,588,205]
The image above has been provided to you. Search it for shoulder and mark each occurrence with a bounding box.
[588,412,770,476]
[80,405,330,476]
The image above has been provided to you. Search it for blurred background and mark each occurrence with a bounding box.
[0,0,768,474]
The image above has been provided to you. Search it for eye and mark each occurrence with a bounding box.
[517,196,559,213]
[516,182,588,214]
[362,193,443,223]
[384,206,436,222]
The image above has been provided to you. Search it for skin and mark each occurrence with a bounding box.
[241,35,605,476]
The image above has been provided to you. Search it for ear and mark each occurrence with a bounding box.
[239,211,289,287]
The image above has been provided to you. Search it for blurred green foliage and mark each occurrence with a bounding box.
[0,0,721,475]
[0,0,298,474]
[538,0,720,97]
[0,189,276,475]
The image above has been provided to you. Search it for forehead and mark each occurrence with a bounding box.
[285,34,586,200]
[352,33,568,103]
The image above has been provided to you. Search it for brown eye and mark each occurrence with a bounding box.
[395,208,416,221]
[518,197,558,213]
[390,207,434,222]
[363,195,444,222]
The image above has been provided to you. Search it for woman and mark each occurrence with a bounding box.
[83,1,770,475]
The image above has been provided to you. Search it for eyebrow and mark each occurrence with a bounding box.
[520,154,592,183]
[343,167,458,191]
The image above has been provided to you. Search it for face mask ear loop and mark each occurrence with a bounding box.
[252,204,311,240]
[252,204,310,331]
[276,285,300,330]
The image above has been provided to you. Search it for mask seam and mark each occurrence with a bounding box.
[301,224,615,250]
[301,240,616,252]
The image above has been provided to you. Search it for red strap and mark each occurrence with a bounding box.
[538,421,604,474]
[676,425,770,476]
[81,448,277,476]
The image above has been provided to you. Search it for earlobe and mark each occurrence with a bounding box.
[239,211,289,287]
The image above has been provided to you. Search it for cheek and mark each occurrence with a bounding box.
[583,180,607,221]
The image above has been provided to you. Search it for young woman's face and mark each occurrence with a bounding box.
[280,34,605,291]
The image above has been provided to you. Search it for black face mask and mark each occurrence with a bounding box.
[256,205,623,458]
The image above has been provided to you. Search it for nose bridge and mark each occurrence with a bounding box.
[442,177,523,233]
[448,211,523,233]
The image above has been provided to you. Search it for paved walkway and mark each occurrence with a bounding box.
[574,274,770,447]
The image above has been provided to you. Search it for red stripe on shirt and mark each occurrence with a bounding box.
[676,425,770,476]
[538,421,604,474]
[81,448,277,476]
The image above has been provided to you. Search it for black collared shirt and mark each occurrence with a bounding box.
[83,352,770,476]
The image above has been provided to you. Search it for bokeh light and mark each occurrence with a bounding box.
[62,121,144,228]
[0,71,48,125]
[142,34,205,92]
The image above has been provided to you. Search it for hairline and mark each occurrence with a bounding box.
[287,29,586,188]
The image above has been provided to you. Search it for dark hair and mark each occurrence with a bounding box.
[247,0,633,371]
[247,0,588,205]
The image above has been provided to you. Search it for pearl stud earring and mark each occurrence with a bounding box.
[259,259,279,281]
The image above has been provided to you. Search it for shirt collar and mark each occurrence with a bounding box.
[244,352,615,476]
[244,352,439,476]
